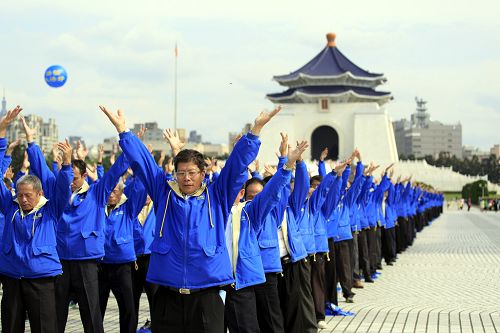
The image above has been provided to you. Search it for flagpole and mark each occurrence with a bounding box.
[174,42,178,131]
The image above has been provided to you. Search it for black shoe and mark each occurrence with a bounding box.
[345,296,354,303]
[376,264,383,270]
[387,261,394,266]
[364,277,375,283]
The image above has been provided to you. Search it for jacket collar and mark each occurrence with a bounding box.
[14,196,48,218]
[106,194,128,216]
[167,180,206,198]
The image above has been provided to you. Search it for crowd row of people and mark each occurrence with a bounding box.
[0,105,443,333]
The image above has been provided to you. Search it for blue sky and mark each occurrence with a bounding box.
[1,0,499,149]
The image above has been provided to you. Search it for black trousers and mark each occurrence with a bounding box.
[324,238,354,304]
[376,227,383,267]
[357,230,371,279]
[132,254,158,328]
[99,262,136,333]
[367,227,378,275]
[1,276,58,333]
[310,253,326,321]
[224,285,260,333]
[382,227,396,264]
[278,259,317,333]
[151,286,224,333]
[254,273,285,333]
[56,259,104,333]
[324,238,338,305]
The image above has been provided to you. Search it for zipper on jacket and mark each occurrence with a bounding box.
[183,197,188,288]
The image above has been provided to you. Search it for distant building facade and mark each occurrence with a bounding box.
[6,114,58,153]
[393,98,462,159]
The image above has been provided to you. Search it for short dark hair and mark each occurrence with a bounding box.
[310,175,323,186]
[262,175,272,185]
[244,177,265,200]
[72,159,87,176]
[174,149,206,172]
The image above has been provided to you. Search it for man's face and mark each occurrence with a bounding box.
[71,166,87,192]
[107,184,124,206]
[245,182,264,201]
[308,179,321,197]
[17,183,43,212]
[176,161,205,195]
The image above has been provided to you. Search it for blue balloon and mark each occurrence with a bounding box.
[44,65,67,88]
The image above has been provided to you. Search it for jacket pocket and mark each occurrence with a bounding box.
[202,245,224,257]
[150,240,171,254]
[258,238,278,249]
[32,245,57,256]
[114,237,132,245]
[81,230,101,238]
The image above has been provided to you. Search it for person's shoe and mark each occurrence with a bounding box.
[364,276,375,283]
[387,261,394,266]
[317,320,328,329]
[353,280,364,288]
[376,264,383,270]
[345,296,354,303]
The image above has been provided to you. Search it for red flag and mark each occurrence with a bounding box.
[175,43,178,57]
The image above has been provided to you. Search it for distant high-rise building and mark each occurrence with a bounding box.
[189,130,202,144]
[6,113,58,152]
[393,97,462,159]
[1,89,7,118]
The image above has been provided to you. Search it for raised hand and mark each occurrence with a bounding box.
[162,128,185,157]
[58,139,73,165]
[251,105,282,136]
[99,106,127,133]
[20,116,36,143]
[97,144,104,164]
[210,158,218,173]
[334,160,349,175]
[21,152,30,173]
[320,147,328,162]
[109,153,116,166]
[278,132,288,157]
[285,140,309,169]
[0,105,23,137]
[157,150,166,168]
[263,164,277,177]
[231,133,243,147]
[76,140,89,160]
[164,157,174,174]
[7,139,20,156]
[136,125,147,140]
[4,166,14,181]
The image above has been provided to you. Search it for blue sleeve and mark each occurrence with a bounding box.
[211,171,220,184]
[93,152,130,206]
[125,177,148,219]
[0,139,14,215]
[164,172,174,181]
[27,142,57,199]
[321,174,342,218]
[288,160,309,218]
[251,171,262,180]
[358,176,373,204]
[341,166,351,195]
[277,156,287,169]
[119,131,167,204]
[245,167,292,233]
[51,165,73,219]
[212,132,260,216]
[309,172,336,215]
[97,164,104,180]
[51,161,59,177]
[318,160,326,178]
[344,162,365,207]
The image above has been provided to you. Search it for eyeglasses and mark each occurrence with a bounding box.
[176,170,201,178]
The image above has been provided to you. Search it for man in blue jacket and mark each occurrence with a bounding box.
[101,105,280,332]
[22,115,130,333]
[225,141,306,333]
[0,106,73,333]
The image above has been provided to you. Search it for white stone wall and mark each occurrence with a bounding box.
[256,101,399,165]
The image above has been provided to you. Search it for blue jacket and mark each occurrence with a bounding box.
[347,163,366,233]
[119,130,260,289]
[232,166,291,289]
[0,138,72,278]
[103,177,147,264]
[322,164,349,241]
[27,142,129,260]
[312,171,341,253]
[133,203,155,256]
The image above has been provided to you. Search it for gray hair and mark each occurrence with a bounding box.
[16,174,43,192]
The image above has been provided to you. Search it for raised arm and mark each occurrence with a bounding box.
[100,106,166,202]
[51,140,74,219]
[288,143,309,217]
[94,152,130,206]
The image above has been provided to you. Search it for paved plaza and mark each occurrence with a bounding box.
[7,208,500,332]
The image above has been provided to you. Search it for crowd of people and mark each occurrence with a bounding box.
[0,105,444,333]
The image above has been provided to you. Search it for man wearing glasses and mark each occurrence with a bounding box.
[100,105,281,333]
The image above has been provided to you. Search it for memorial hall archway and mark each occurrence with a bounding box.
[311,126,339,161]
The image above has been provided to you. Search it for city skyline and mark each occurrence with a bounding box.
[1,0,499,149]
